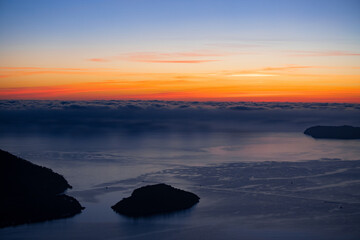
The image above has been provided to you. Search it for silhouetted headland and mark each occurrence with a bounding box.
[304,125,360,139]
[0,149,84,228]
[111,183,199,217]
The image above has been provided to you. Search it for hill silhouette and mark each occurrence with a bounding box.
[112,183,199,217]
[304,125,360,139]
[0,149,84,228]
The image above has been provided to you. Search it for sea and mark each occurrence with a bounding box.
[0,100,360,240]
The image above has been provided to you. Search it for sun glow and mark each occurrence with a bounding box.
[0,65,359,102]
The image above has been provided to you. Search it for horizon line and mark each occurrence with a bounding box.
[1,99,359,104]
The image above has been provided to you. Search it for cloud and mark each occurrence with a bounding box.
[0,86,79,99]
[229,74,277,77]
[228,106,266,111]
[88,58,109,62]
[132,60,219,63]
[0,67,135,78]
[223,64,315,77]
[88,51,225,64]
[0,81,121,99]
[1,100,359,112]
[260,65,316,71]
[288,51,360,57]
[0,100,359,135]
[0,67,86,70]
[0,79,200,99]
[206,43,263,49]
[225,65,360,78]
[125,51,224,63]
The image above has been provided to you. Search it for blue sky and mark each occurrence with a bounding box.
[1,0,359,47]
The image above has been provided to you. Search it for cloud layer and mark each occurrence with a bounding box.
[88,51,225,63]
[1,100,359,135]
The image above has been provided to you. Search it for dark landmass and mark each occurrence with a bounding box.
[0,149,84,228]
[111,183,200,217]
[304,125,360,139]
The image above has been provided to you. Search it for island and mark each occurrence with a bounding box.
[111,183,200,217]
[304,125,360,139]
[0,149,84,228]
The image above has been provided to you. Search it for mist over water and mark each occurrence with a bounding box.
[1,101,360,239]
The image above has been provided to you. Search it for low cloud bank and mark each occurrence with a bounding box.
[0,100,359,134]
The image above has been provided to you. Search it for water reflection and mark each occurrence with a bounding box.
[0,130,359,240]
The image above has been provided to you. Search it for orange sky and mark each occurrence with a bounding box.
[1,1,360,102]
[0,64,359,102]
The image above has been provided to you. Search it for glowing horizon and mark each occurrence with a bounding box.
[0,0,359,102]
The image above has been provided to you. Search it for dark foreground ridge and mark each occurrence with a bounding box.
[0,149,84,228]
[304,125,360,139]
[111,183,200,217]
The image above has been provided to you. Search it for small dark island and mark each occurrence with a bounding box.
[0,149,84,228]
[111,183,200,217]
[304,125,360,139]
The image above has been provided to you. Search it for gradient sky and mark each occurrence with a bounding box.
[0,0,360,102]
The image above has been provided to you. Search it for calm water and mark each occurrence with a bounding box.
[1,130,360,239]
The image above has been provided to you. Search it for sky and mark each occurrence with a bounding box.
[0,0,359,102]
